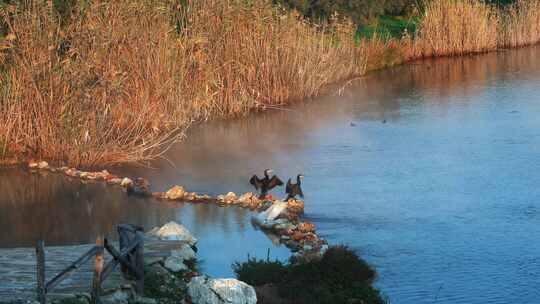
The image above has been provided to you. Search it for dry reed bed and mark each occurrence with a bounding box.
[407,0,540,59]
[2,0,540,166]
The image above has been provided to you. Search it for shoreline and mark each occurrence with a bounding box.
[23,160,327,258]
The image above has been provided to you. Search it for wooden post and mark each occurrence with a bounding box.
[91,237,104,304]
[117,225,132,277]
[36,240,46,304]
[134,231,144,295]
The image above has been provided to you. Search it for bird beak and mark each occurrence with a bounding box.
[267,169,273,173]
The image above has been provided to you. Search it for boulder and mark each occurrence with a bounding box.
[297,222,315,233]
[225,192,237,201]
[187,276,257,304]
[162,243,197,272]
[147,221,197,245]
[237,192,255,203]
[37,161,49,169]
[291,231,305,242]
[108,178,123,185]
[286,199,304,216]
[171,243,197,261]
[165,185,186,200]
[120,177,133,187]
[272,218,296,231]
[164,255,189,272]
[65,168,83,177]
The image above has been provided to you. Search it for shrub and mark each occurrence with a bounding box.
[234,245,385,304]
[233,255,288,286]
[320,245,376,283]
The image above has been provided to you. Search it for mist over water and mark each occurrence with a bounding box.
[2,46,540,302]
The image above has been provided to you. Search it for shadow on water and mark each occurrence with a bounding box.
[2,46,540,297]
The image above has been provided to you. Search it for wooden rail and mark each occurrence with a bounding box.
[35,224,145,304]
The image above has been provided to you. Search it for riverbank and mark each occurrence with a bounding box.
[2,0,540,166]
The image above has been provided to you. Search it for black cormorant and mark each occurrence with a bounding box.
[250,169,284,199]
[285,174,304,200]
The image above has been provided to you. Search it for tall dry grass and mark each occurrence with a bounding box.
[409,0,500,58]
[500,0,540,48]
[0,0,366,166]
[2,0,540,166]
[408,0,540,59]
[1,1,184,166]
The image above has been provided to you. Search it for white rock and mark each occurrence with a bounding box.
[187,276,257,304]
[120,177,133,187]
[164,255,189,272]
[320,244,329,255]
[37,161,49,169]
[171,244,196,261]
[237,192,255,203]
[165,185,186,200]
[108,178,123,184]
[147,221,198,245]
[252,201,288,227]
[28,162,39,169]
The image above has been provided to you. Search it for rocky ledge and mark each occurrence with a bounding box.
[27,161,327,260]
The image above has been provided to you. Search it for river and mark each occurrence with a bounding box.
[2,46,540,303]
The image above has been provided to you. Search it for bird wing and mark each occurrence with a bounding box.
[268,175,284,189]
[249,175,260,190]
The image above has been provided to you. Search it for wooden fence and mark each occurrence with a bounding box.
[35,224,145,304]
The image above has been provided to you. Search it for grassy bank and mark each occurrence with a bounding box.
[1,0,540,166]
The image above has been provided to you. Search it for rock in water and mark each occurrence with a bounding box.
[252,201,288,227]
[147,221,198,245]
[120,177,133,187]
[165,185,186,200]
[187,276,257,304]
[38,161,49,169]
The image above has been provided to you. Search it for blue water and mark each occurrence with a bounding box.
[121,46,540,303]
[3,46,540,303]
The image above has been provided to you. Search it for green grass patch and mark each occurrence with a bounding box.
[234,245,386,304]
[358,15,420,40]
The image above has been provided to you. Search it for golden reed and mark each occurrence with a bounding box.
[1,0,540,166]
